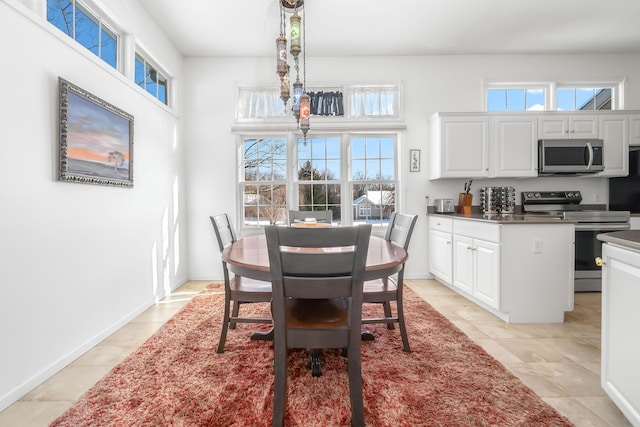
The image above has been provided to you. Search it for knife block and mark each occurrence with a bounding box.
[457,193,473,214]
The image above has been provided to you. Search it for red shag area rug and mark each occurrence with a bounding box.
[51,284,573,427]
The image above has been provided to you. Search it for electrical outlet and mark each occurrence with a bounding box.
[594,192,601,202]
[533,239,542,254]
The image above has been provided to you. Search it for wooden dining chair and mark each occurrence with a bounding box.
[287,209,333,225]
[265,224,371,427]
[210,214,272,354]
[362,212,418,352]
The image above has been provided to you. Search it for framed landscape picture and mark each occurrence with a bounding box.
[58,77,134,187]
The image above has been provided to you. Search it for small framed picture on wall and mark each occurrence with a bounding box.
[410,149,420,172]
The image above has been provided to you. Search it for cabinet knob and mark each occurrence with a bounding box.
[446,241,451,245]
[595,257,604,267]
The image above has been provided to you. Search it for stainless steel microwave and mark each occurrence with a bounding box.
[538,139,604,175]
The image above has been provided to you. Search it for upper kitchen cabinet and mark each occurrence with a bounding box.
[491,116,538,177]
[538,114,599,139]
[429,113,536,179]
[429,113,489,179]
[598,115,629,177]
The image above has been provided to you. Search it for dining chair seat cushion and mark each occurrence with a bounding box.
[285,298,348,329]
[363,277,398,302]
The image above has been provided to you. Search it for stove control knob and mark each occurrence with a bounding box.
[535,192,541,198]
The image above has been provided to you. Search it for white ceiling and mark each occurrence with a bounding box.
[137,0,640,58]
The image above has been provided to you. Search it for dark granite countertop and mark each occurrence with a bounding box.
[597,230,640,251]
[427,212,575,225]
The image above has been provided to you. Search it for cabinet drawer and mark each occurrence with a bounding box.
[453,219,500,243]
[429,215,453,233]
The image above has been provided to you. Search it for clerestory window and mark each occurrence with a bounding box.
[487,82,620,112]
[135,53,169,105]
[47,0,118,69]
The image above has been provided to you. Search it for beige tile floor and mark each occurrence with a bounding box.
[0,279,632,427]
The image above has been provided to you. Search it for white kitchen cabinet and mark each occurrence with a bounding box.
[429,229,453,284]
[428,216,453,285]
[598,115,629,177]
[452,234,474,294]
[452,234,500,308]
[491,116,538,177]
[538,114,599,139]
[428,215,575,323]
[630,114,640,146]
[600,242,640,426]
[429,113,489,179]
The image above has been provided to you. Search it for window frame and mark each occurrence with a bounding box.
[134,51,170,106]
[46,0,121,70]
[236,130,401,236]
[554,83,620,111]
[485,81,624,112]
[235,82,403,122]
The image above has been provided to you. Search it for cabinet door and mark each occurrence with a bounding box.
[601,244,640,426]
[452,235,474,294]
[629,114,640,146]
[492,116,537,177]
[598,115,629,177]
[538,115,598,139]
[571,115,599,138]
[440,117,489,178]
[429,230,452,284]
[473,239,501,309]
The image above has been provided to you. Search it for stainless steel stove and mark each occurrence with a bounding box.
[522,191,630,292]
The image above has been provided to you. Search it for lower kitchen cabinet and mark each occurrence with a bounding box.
[428,214,575,323]
[600,242,640,426]
[428,216,453,284]
[429,229,452,284]
[452,235,500,309]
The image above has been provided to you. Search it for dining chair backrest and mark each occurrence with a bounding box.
[211,213,237,252]
[385,212,418,250]
[266,224,370,302]
[287,209,333,225]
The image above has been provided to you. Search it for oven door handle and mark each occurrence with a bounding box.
[574,223,630,231]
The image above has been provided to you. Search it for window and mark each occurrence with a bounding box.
[237,84,400,120]
[486,82,620,111]
[237,87,286,119]
[349,86,399,117]
[351,136,396,225]
[557,86,612,111]
[240,133,399,231]
[135,54,168,105]
[487,87,545,112]
[242,138,287,227]
[47,0,118,69]
[297,137,342,221]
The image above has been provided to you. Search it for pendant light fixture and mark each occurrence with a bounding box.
[277,0,309,137]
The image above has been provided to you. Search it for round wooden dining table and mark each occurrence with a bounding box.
[221,233,408,283]
[222,232,408,373]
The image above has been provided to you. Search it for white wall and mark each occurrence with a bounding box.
[0,0,186,410]
[184,53,640,281]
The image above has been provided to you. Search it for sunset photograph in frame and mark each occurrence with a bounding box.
[58,77,134,187]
